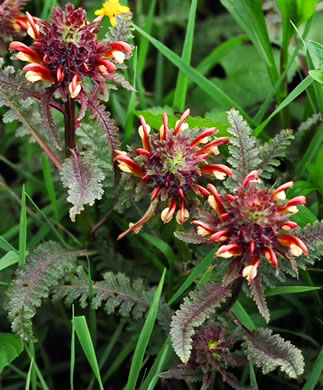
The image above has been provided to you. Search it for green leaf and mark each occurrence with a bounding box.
[136,109,229,135]
[133,24,254,125]
[302,347,323,390]
[126,268,166,390]
[265,286,321,296]
[276,0,317,46]
[168,248,216,306]
[19,184,27,267]
[41,153,59,220]
[220,0,279,87]
[0,251,19,271]
[72,316,103,390]
[307,40,323,68]
[173,0,198,111]
[254,76,313,136]
[139,336,173,390]
[309,69,323,84]
[232,300,256,331]
[0,333,24,374]
[60,150,105,222]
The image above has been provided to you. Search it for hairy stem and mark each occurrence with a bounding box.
[64,96,76,156]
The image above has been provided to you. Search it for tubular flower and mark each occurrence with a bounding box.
[95,0,130,27]
[0,0,28,41]
[192,171,308,282]
[9,3,132,98]
[115,109,232,239]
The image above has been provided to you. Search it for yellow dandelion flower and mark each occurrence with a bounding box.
[95,0,130,27]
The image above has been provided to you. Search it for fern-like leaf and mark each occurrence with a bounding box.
[170,282,232,363]
[39,86,62,150]
[294,220,323,263]
[174,231,209,244]
[77,123,114,190]
[257,129,294,179]
[53,267,149,319]
[249,275,270,323]
[160,365,203,383]
[227,109,261,184]
[5,242,79,342]
[60,149,105,222]
[105,13,134,43]
[88,100,121,150]
[241,327,304,378]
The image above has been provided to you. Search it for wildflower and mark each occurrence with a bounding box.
[115,109,232,239]
[95,0,130,27]
[162,321,245,388]
[0,0,28,41]
[9,3,132,99]
[192,170,308,281]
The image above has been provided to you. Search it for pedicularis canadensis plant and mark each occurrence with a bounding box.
[0,1,322,389]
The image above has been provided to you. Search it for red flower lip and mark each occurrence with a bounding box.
[21,63,55,83]
[114,154,145,177]
[216,244,243,258]
[277,234,308,256]
[243,170,259,188]
[190,128,218,148]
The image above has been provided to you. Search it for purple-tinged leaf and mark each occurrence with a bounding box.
[60,149,105,221]
[170,282,232,363]
[88,100,121,150]
[249,275,270,323]
[241,327,304,378]
[40,86,62,150]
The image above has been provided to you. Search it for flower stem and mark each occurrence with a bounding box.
[64,96,76,156]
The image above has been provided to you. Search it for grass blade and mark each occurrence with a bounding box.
[140,336,173,390]
[265,286,321,296]
[41,153,59,220]
[302,347,323,390]
[0,250,19,271]
[232,300,256,331]
[249,361,258,390]
[102,340,136,383]
[18,184,27,267]
[72,316,103,390]
[133,23,255,125]
[70,306,75,390]
[168,248,216,306]
[125,47,138,140]
[126,268,166,390]
[137,0,157,76]
[253,76,313,136]
[173,0,198,111]
[0,236,17,253]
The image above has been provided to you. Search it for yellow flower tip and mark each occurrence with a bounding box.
[95,0,130,27]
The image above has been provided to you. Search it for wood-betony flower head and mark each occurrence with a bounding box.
[9,3,132,98]
[0,0,27,41]
[115,109,232,239]
[193,170,308,281]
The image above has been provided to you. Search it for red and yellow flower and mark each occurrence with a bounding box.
[9,3,132,98]
[192,170,308,281]
[115,109,232,239]
[0,0,28,41]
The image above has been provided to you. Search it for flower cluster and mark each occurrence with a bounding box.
[0,0,27,41]
[9,3,132,99]
[162,321,245,388]
[193,170,308,281]
[115,109,232,239]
